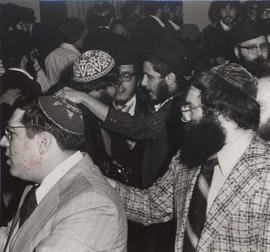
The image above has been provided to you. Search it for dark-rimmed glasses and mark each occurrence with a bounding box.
[181,104,201,122]
[118,72,136,82]
[238,42,269,55]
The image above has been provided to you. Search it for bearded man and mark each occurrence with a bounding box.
[97,63,270,251]
[230,18,270,77]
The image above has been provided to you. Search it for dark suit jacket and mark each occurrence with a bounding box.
[102,95,183,188]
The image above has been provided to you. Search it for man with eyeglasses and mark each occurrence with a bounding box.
[94,63,270,251]
[258,1,270,37]
[230,18,270,76]
[0,96,127,251]
[56,39,192,252]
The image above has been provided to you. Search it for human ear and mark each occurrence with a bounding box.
[234,46,240,59]
[38,132,52,155]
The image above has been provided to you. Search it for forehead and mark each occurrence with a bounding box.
[241,35,266,46]
[119,65,135,73]
[8,109,25,127]
[186,86,201,105]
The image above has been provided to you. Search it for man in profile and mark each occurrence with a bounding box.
[0,95,127,252]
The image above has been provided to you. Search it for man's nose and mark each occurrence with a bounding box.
[0,135,9,148]
[141,75,147,87]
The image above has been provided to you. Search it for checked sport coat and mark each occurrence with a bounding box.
[116,134,270,251]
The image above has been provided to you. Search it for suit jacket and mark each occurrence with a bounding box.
[116,135,270,251]
[0,153,127,252]
[102,95,183,188]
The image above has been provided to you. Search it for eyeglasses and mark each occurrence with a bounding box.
[4,126,25,141]
[181,104,201,122]
[238,42,269,55]
[118,72,136,82]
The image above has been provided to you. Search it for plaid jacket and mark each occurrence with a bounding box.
[117,135,270,251]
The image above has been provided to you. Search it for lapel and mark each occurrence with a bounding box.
[176,166,199,250]
[197,136,264,250]
[9,185,59,251]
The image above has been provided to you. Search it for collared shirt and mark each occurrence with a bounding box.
[149,15,165,28]
[113,95,137,149]
[154,97,173,112]
[113,95,137,116]
[168,20,181,31]
[36,151,83,204]
[220,19,232,31]
[207,130,254,213]
[8,68,34,80]
[45,42,81,84]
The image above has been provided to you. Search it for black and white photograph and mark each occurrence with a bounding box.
[0,0,270,251]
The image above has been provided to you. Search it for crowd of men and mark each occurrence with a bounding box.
[1,1,270,251]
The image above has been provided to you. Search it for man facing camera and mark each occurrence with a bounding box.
[0,96,127,252]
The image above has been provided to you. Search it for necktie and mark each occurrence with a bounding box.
[19,186,38,227]
[183,158,218,251]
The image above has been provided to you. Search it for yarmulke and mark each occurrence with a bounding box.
[229,19,263,46]
[210,63,258,103]
[73,50,115,83]
[38,96,84,135]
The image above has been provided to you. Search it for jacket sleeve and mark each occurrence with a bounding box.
[102,105,170,140]
[115,152,180,225]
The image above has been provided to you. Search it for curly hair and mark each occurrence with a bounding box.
[193,69,259,130]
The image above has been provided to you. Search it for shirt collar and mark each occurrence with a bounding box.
[113,95,137,116]
[154,97,173,111]
[220,19,232,31]
[217,130,254,177]
[149,15,165,28]
[168,20,181,30]
[8,68,34,80]
[60,43,81,56]
[36,151,83,204]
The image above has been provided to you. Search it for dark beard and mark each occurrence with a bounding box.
[149,79,170,105]
[240,57,270,77]
[258,118,270,142]
[180,117,226,169]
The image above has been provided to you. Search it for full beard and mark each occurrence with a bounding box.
[180,117,226,169]
[240,56,270,77]
[149,79,170,105]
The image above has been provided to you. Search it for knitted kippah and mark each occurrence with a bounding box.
[73,50,115,83]
[38,96,84,135]
[210,63,258,103]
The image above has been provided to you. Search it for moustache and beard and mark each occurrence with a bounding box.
[148,79,170,105]
[180,116,226,169]
[240,56,270,77]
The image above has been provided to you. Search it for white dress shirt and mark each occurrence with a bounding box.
[207,130,254,213]
[45,43,81,84]
[36,151,83,204]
